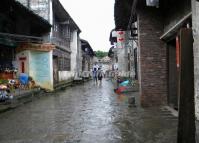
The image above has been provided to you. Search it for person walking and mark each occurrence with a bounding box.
[92,63,99,84]
[97,67,103,85]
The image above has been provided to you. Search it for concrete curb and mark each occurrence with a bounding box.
[0,88,42,114]
[0,79,91,114]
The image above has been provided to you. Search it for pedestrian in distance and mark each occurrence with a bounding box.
[92,65,98,84]
[97,67,103,85]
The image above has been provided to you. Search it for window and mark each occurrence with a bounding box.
[53,24,58,32]
[58,57,71,71]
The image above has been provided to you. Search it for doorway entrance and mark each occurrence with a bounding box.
[167,39,178,109]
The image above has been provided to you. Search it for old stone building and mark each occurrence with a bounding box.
[16,0,82,89]
[81,39,95,73]
[0,0,54,90]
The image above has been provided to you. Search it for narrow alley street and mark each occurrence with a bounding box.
[0,80,178,143]
[1,0,199,142]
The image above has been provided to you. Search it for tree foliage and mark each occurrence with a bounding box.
[95,50,108,58]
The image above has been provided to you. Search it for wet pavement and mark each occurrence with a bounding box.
[0,80,178,143]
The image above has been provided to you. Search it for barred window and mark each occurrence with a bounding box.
[58,57,70,71]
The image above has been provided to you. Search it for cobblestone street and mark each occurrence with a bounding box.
[0,80,178,143]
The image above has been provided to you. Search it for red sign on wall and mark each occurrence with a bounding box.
[117,30,125,48]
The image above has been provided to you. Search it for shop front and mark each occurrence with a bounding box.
[0,40,17,81]
[0,40,18,101]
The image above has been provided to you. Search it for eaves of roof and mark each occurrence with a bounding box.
[80,39,94,56]
[53,0,81,33]
[13,0,51,29]
[114,0,134,30]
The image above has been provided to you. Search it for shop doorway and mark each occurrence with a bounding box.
[21,61,25,73]
[167,39,178,109]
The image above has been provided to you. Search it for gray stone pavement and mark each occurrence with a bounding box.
[197,122,199,143]
[0,79,179,143]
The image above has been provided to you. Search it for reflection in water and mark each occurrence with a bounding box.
[117,94,128,103]
[0,80,177,143]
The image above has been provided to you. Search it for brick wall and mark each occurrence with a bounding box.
[138,7,167,107]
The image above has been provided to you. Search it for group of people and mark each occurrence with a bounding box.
[92,63,103,84]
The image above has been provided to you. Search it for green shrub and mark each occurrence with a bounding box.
[0,79,8,84]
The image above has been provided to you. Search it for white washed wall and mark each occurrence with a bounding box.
[70,30,78,72]
[29,51,53,91]
[58,71,75,82]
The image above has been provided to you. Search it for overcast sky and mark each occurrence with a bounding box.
[60,0,115,52]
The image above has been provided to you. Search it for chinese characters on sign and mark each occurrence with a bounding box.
[117,30,126,49]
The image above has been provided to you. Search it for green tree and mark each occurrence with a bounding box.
[95,50,108,58]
